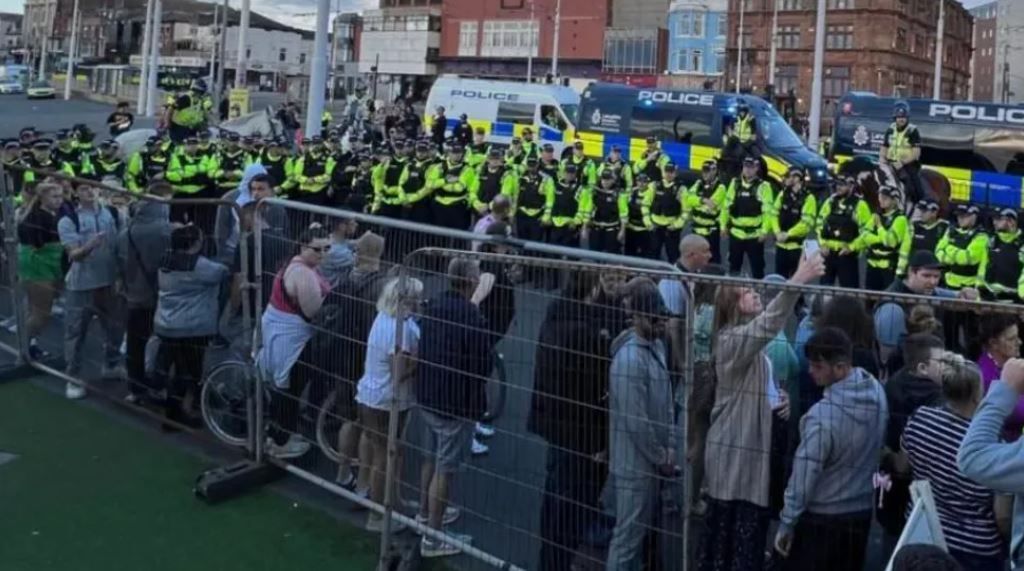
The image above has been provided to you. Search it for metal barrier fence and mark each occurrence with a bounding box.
[4,161,1024,571]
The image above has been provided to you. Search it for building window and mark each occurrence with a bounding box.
[895,27,907,51]
[714,16,726,38]
[458,21,477,57]
[299,53,306,64]
[740,31,752,50]
[674,48,704,72]
[480,20,537,57]
[500,0,525,8]
[780,0,804,9]
[675,11,704,38]
[278,48,285,62]
[714,48,726,73]
[779,25,800,49]
[827,0,854,8]
[496,102,534,125]
[823,66,851,98]
[776,64,798,94]
[604,30,658,74]
[826,25,853,49]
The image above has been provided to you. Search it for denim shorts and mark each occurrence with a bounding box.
[420,409,473,474]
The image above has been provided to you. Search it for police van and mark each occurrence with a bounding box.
[830,92,1024,208]
[576,82,829,189]
[424,76,579,151]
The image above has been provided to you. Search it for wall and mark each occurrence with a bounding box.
[611,0,669,29]
[995,0,1024,103]
[223,26,312,76]
[666,1,726,76]
[973,15,997,101]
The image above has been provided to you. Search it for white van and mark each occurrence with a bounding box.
[425,76,580,152]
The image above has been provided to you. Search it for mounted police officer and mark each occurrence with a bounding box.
[879,103,927,204]
[166,79,214,143]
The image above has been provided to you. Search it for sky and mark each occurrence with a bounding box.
[0,0,995,30]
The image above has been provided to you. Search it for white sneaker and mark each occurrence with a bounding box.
[471,437,489,456]
[268,434,310,459]
[1,316,17,333]
[414,507,461,529]
[475,422,495,438]
[65,382,87,400]
[365,513,408,533]
[421,532,472,558]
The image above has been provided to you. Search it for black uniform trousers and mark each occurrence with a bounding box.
[589,225,622,255]
[694,227,722,264]
[865,266,896,291]
[624,229,653,259]
[823,251,860,289]
[775,246,803,279]
[652,226,682,264]
[729,236,766,279]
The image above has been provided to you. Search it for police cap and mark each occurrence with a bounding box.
[542,143,555,152]
[954,203,979,215]
[448,144,465,154]
[664,163,677,172]
[32,138,53,149]
[915,198,940,211]
[184,136,199,145]
[702,160,718,171]
[3,139,20,149]
[879,185,901,198]
[600,169,616,180]
[645,136,657,145]
[996,208,1019,221]
[742,156,758,166]
[573,140,584,150]
[223,132,240,142]
[55,129,71,140]
[522,127,533,135]
[564,163,578,174]
[487,148,503,159]
[198,130,211,140]
[526,156,539,165]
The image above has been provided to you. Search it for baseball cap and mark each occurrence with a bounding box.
[908,250,943,270]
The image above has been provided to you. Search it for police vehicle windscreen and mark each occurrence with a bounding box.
[757,106,805,150]
[560,103,580,126]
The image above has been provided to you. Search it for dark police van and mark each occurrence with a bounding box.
[577,82,830,189]
[830,92,1024,208]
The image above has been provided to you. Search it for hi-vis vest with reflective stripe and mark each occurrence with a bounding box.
[736,115,754,143]
[886,123,916,162]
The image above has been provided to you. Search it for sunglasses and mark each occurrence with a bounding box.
[306,245,329,253]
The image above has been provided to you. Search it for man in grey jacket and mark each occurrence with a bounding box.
[214,165,286,264]
[958,357,1024,570]
[774,326,888,571]
[115,182,173,402]
[606,282,677,571]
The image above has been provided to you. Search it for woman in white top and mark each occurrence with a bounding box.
[356,275,424,532]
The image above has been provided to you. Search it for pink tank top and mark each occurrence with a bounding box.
[269,258,330,319]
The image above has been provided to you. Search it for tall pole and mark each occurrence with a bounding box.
[1003,42,1011,103]
[551,0,561,78]
[735,0,745,93]
[932,0,945,99]
[808,0,826,150]
[768,0,779,88]
[144,0,162,116]
[329,0,339,106]
[526,0,535,82]
[137,0,155,113]
[236,0,250,88]
[63,0,80,100]
[216,0,227,102]
[39,0,55,78]
[208,2,219,88]
[304,0,330,138]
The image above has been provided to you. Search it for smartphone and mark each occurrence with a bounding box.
[803,238,820,258]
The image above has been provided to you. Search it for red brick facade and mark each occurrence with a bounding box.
[973,16,996,101]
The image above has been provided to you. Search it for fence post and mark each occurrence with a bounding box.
[681,278,696,571]
[252,207,265,464]
[0,163,29,366]
[378,264,409,569]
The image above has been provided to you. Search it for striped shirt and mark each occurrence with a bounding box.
[902,406,1005,557]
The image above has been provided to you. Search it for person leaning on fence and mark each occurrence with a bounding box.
[58,181,124,400]
[772,327,887,571]
[414,257,495,558]
[257,226,332,459]
[606,280,677,571]
[213,164,285,264]
[16,182,65,361]
[115,181,174,403]
[319,217,359,289]
[696,250,824,571]
[902,352,1011,571]
[152,225,229,428]
[975,314,1023,442]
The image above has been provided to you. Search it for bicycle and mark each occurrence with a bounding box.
[200,358,264,448]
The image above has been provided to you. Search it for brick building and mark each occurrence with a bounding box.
[437,0,610,79]
[971,1,997,102]
[725,0,973,118]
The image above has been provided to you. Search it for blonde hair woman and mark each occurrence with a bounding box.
[356,276,424,533]
[696,252,824,571]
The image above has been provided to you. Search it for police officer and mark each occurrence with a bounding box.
[818,174,873,288]
[634,136,669,183]
[683,160,726,263]
[21,139,57,188]
[721,156,772,278]
[864,185,910,290]
[346,153,375,213]
[196,130,217,164]
[52,130,78,171]
[649,163,686,263]
[582,169,627,254]
[510,155,553,244]
[624,172,654,258]
[165,135,214,223]
[596,145,633,192]
[402,140,439,226]
[770,166,817,278]
[321,108,334,130]
[212,132,250,194]
[18,127,38,148]
[258,137,291,193]
[538,143,561,179]
[126,136,170,193]
[452,113,473,147]
[561,140,596,187]
[428,143,477,231]
[372,141,410,218]
[520,127,540,159]
[725,103,758,159]
[92,140,126,185]
[1,140,25,197]
[981,208,1024,303]
[70,125,99,178]
[292,136,336,206]
[505,137,529,170]
[167,79,213,143]
[473,148,516,215]
[879,104,926,204]
[897,198,948,276]
[937,203,988,290]
[467,127,491,169]
[545,163,587,248]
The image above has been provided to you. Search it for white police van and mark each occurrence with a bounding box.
[424,76,580,152]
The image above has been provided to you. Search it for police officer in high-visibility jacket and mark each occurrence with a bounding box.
[372,141,411,219]
[211,132,251,195]
[561,140,597,187]
[596,145,633,192]
[634,137,670,184]
[721,156,772,278]
[980,208,1024,303]
[544,163,589,248]
[402,140,440,226]
[165,135,214,224]
[126,136,171,193]
[897,198,948,276]
[582,169,628,254]
[723,103,759,180]
[166,79,213,143]
[509,155,554,244]
[466,128,490,170]
[92,140,127,186]
[257,137,291,195]
[879,104,927,204]
[817,174,873,288]
[538,143,561,180]
[770,166,817,278]
[623,173,654,258]
[649,163,686,263]
[937,203,988,290]
[864,185,910,290]
[291,136,337,206]
[473,148,517,215]
[683,160,726,263]
[428,144,478,231]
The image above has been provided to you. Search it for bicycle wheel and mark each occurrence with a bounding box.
[315,388,343,463]
[201,360,255,448]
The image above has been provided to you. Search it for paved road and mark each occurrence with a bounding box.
[0,96,158,141]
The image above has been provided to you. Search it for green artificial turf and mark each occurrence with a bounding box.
[0,379,382,571]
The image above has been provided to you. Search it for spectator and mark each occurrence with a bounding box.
[687,264,725,512]
[320,218,359,289]
[696,252,823,571]
[357,276,424,533]
[606,281,676,570]
[414,257,495,558]
[528,270,612,571]
[818,294,881,377]
[884,304,943,375]
[59,182,122,400]
[471,194,512,251]
[958,357,1024,570]
[773,327,888,571]
[106,101,134,137]
[214,166,286,264]
[152,225,229,426]
[658,233,713,317]
[276,103,301,150]
[116,182,174,403]
[16,182,65,360]
[903,352,1011,571]
[891,543,964,570]
[257,226,332,459]
[976,314,1022,441]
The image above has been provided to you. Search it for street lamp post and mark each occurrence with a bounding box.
[237,0,250,89]
[808,0,826,150]
[63,0,81,100]
[144,0,162,116]
[768,0,779,89]
[933,0,945,100]
[735,0,745,93]
[137,0,155,113]
[303,0,330,139]
[551,0,561,78]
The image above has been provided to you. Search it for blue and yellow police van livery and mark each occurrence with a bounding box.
[576,82,829,189]
[424,76,580,151]
[831,92,1024,208]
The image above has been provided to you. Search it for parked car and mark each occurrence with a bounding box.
[26,81,56,99]
[0,80,24,94]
